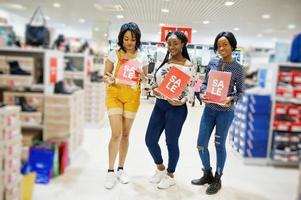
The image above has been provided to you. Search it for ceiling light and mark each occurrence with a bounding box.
[160,23,165,26]
[192,30,197,33]
[288,24,296,29]
[94,27,99,31]
[262,14,271,19]
[224,1,235,6]
[104,33,108,37]
[203,20,210,24]
[161,8,169,13]
[233,27,240,31]
[116,15,124,19]
[6,3,26,10]
[53,3,61,8]
[79,18,85,23]
[257,34,263,38]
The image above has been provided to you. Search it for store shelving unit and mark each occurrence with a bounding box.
[266,62,301,167]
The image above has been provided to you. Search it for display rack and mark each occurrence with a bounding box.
[267,62,301,167]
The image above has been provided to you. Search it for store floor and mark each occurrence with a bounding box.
[33,100,298,200]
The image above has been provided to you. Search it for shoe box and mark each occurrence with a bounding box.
[85,83,105,124]
[273,102,301,131]
[3,92,44,112]
[231,94,271,158]
[277,70,301,100]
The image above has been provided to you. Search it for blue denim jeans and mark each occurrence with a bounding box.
[145,99,187,173]
[197,106,234,175]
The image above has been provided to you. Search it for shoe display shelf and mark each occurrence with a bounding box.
[84,54,105,127]
[63,52,92,87]
[44,90,84,154]
[0,47,65,167]
[267,62,301,167]
[229,93,271,166]
[0,106,22,200]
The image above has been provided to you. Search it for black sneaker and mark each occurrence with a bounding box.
[206,172,222,195]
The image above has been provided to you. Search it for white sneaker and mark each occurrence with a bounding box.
[149,169,166,184]
[117,170,129,184]
[104,172,117,189]
[157,175,176,189]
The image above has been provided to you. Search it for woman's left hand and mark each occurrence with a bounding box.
[167,98,186,106]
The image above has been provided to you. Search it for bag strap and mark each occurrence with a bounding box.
[113,50,123,77]
[29,6,46,25]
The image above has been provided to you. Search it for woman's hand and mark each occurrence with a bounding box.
[220,96,233,108]
[167,98,186,106]
[200,93,209,103]
[152,88,162,97]
[104,72,115,85]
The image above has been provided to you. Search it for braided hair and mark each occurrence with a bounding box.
[154,31,190,81]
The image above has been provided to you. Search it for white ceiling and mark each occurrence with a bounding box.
[0,0,301,47]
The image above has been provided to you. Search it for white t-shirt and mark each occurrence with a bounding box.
[107,50,149,75]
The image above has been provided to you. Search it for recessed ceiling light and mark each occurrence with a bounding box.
[257,34,263,38]
[79,18,85,23]
[288,24,296,29]
[224,1,235,6]
[45,16,51,21]
[104,33,108,37]
[262,14,271,19]
[161,8,169,13]
[203,20,210,24]
[192,30,197,33]
[53,3,61,8]
[94,27,99,31]
[160,23,165,26]
[233,27,240,31]
[116,15,124,19]
[158,32,161,34]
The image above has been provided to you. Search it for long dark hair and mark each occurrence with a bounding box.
[117,22,141,52]
[158,31,190,69]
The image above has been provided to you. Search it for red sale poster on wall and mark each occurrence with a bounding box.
[156,66,191,100]
[205,70,232,104]
[116,60,143,86]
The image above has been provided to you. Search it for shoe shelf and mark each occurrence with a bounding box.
[63,71,85,80]
[267,63,301,167]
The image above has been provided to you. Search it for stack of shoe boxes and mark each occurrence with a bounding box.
[44,90,84,153]
[3,92,44,126]
[0,55,34,87]
[273,67,301,164]
[85,82,105,126]
[230,94,271,158]
[0,106,22,200]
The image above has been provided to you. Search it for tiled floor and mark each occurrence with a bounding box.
[33,100,298,200]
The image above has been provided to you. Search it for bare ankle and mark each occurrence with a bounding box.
[157,164,165,171]
[167,172,174,178]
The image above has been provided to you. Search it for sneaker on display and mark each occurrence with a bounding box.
[104,172,117,190]
[157,175,176,189]
[149,169,166,184]
[117,170,129,184]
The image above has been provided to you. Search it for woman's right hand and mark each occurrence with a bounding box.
[200,93,209,103]
[152,87,162,97]
[104,72,115,85]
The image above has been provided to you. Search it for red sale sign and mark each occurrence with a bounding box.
[156,66,191,100]
[116,60,143,86]
[49,57,57,84]
[205,71,232,104]
[161,26,192,43]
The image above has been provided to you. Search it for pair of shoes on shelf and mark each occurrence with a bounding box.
[15,96,37,112]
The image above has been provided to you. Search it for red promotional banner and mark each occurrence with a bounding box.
[156,66,191,100]
[161,26,192,43]
[49,57,57,84]
[116,60,143,86]
[205,71,232,104]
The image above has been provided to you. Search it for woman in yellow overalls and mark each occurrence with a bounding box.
[103,22,148,189]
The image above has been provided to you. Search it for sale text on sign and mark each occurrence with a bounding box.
[156,66,191,100]
[116,60,143,86]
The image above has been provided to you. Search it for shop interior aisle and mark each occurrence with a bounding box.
[33,101,298,200]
